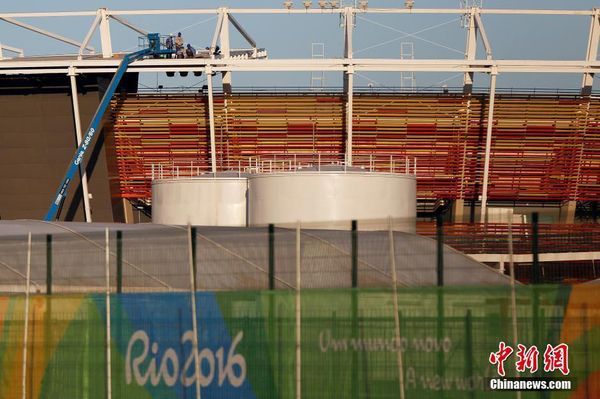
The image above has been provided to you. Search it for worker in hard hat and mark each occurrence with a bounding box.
[186,44,196,58]
[175,32,184,58]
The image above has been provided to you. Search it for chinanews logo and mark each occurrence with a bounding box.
[486,342,572,391]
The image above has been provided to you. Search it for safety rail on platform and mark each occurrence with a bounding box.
[150,154,418,180]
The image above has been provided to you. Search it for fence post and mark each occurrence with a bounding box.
[104,229,112,399]
[295,221,302,399]
[436,216,444,287]
[436,215,445,399]
[583,303,590,398]
[436,288,445,398]
[191,227,197,290]
[352,220,358,288]
[267,224,276,394]
[22,232,32,399]
[508,217,522,399]
[187,225,201,399]
[116,231,122,294]
[531,212,540,284]
[351,219,358,399]
[389,217,406,399]
[46,234,52,295]
[465,310,474,399]
[269,224,275,290]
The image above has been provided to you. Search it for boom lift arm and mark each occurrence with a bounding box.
[45,34,172,221]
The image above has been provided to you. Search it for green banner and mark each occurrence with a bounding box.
[0,284,598,398]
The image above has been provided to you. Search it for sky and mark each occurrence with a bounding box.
[0,0,597,92]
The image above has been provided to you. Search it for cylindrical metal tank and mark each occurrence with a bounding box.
[248,168,416,231]
[152,175,247,226]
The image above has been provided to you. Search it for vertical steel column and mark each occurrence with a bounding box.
[583,9,600,95]
[46,234,52,295]
[105,229,112,399]
[463,7,477,92]
[459,8,478,222]
[346,70,354,166]
[531,212,540,284]
[99,8,113,58]
[116,231,122,293]
[388,217,405,399]
[295,221,302,399]
[457,8,477,222]
[206,68,217,174]
[344,6,354,165]
[69,68,92,222]
[220,8,232,92]
[187,225,202,399]
[268,224,275,290]
[479,71,498,223]
[21,232,32,399]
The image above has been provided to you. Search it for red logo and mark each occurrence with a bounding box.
[489,341,514,377]
[489,342,569,376]
[543,344,570,375]
[515,344,539,373]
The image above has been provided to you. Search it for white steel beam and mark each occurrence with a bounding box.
[211,10,225,55]
[463,8,477,93]
[0,8,595,18]
[0,16,94,51]
[583,8,600,95]
[110,9,594,16]
[0,11,99,18]
[4,58,600,74]
[78,12,101,59]
[473,11,492,60]
[228,14,257,48]
[206,67,217,173]
[109,14,148,36]
[219,8,232,92]
[480,70,498,223]
[99,8,113,58]
[68,68,92,222]
[0,43,24,58]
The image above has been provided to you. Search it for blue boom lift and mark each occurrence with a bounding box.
[44,33,174,221]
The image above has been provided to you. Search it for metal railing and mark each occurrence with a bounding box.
[151,154,417,180]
